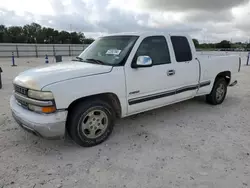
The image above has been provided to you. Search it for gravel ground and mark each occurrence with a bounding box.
[0,56,250,188]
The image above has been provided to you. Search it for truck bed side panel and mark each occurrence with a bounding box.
[196,55,239,95]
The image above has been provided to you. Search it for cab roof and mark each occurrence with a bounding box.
[105,31,188,38]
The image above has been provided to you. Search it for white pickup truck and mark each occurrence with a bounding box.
[10,32,241,147]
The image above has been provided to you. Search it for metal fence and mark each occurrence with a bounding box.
[0,43,90,58]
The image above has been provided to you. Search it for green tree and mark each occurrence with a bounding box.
[78,32,85,43]
[0,25,7,42]
[8,26,23,43]
[199,43,215,49]
[83,38,94,44]
[44,27,56,43]
[0,22,95,44]
[192,39,199,48]
[246,43,250,50]
[58,31,71,44]
[23,23,42,43]
[70,32,81,44]
[216,40,231,49]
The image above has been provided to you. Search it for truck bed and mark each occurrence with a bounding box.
[196,54,240,95]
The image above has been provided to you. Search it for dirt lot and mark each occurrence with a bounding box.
[0,56,250,188]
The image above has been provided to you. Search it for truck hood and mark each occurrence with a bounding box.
[13,61,113,90]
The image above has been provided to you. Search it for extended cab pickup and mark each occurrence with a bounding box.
[10,32,241,147]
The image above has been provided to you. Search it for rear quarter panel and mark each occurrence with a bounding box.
[197,55,240,95]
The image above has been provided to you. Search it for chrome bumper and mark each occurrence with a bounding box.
[10,95,67,139]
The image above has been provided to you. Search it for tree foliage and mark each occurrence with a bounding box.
[192,38,250,51]
[192,39,199,48]
[215,40,231,49]
[0,23,94,44]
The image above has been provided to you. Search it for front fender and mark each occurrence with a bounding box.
[42,67,128,117]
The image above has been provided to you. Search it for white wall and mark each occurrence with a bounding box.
[0,43,89,58]
[197,51,249,58]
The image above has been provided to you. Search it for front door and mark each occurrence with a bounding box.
[124,35,179,115]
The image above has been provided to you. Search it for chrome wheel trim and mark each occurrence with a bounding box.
[80,109,108,139]
[216,83,225,101]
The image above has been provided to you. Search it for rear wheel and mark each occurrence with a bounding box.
[206,78,227,105]
[67,99,115,147]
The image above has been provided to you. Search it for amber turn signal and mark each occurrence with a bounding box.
[41,106,56,113]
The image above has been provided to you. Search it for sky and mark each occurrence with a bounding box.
[0,0,250,43]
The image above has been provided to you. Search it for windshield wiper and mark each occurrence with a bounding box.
[85,58,105,65]
[72,57,106,65]
[72,56,84,62]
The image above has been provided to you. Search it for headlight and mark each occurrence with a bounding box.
[28,90,54,100]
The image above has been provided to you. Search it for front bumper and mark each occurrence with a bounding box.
[10,95,67,139]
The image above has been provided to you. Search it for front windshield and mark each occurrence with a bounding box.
[78,35,139,66]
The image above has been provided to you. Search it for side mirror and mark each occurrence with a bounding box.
[132,56,152,68]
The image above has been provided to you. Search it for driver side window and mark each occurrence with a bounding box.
[134,36,171,65]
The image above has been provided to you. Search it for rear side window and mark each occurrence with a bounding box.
[134,36,171,65]
[171,36,192,62]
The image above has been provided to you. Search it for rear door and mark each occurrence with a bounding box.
[125,35,179,115]
[169,35,200,101]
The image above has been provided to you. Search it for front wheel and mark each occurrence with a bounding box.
[67,99,115,147]
[206,78,227,105]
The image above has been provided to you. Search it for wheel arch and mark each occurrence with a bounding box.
[65,92,120,146]
[67,92,122,119]
[214,71,231,86]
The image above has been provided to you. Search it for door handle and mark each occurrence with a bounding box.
[167,70,175,76]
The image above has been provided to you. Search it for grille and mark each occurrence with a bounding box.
[14,85,28,96]
[16,98,29,109]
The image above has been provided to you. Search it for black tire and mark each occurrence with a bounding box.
[206,77,227,105]
[67,99,115,147]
